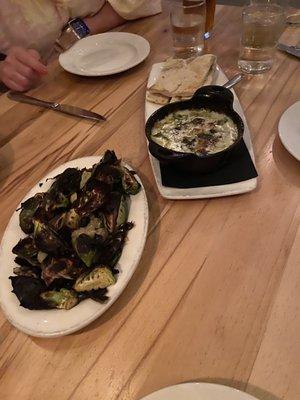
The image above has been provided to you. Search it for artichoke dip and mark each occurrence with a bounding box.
[151,109,239,155]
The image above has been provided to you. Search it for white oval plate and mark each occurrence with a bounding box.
[0,157,148,338]
[59,32,150,76]
[141,383,259,400]
[278,101,300,161]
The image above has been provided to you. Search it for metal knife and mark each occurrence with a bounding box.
[7,92,106,122]
[277,43,300,59]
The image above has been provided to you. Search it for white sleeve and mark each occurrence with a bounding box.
[108,0,162,20]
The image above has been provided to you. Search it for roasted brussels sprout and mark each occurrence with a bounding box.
[19,193,46,234]
[40,288,79,310]
[47,191,69,211]
[74,266,116,292]
[71,216,108,267]
[12,237,39,266]
[49,213,66,231]
[10,276,48,309]
[49,168,82,196]
[75,181,109,216]
[41,257,84,286]
[120,167,141,195]
[104,193,128,233]
[64,208,81,230]
[33,220,69,257]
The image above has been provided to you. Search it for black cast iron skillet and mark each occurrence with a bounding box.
[145,75,244,174]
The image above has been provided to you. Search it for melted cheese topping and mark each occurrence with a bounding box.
[151,109,238,155]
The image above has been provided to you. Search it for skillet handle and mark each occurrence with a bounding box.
[193,85,234,108]
[149,142,185,163]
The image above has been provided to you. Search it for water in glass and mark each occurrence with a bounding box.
[238,3,285,74]
[170,1,206,58]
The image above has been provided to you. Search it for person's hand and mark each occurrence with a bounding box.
[0,47,47,92]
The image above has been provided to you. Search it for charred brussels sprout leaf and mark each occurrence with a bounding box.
[120,167,141,195]
[75,181,109,216]
[77,288,108,303]
[33,220,69,257]
[101,150,119,165]
[49,213,66,231]
[92,164,121,187]
[73,216,108,242]
[72,234,96,268]
[19,193,45,234]
[74,266,116,292]
[12,237,39,266]
[98,222,133,267]
[41,257,84,286]
[37,251,48,264]
[104,193,128,233]
[80,169,92,189]
[49,168,82,196]
[10,276,48,309]
[13,265,40,279]
[40,289,79,310]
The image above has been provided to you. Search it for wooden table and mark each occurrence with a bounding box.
[0,4,299,400]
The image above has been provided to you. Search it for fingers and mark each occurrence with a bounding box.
[1,64,31,91]
[13,48,47,75]
[27,49,40,59]
[0,47,47,92]
[4,78,24,92]
[13,58,36,80]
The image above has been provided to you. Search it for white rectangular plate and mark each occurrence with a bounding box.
[145,63,258,200]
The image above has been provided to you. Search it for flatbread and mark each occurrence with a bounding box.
[146,90,170,105]
[170,96,191,103]
[148,54,217,97]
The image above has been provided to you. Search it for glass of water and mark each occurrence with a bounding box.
[238,3,285,74]
[170,1,206,58]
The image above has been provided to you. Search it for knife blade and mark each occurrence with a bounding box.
[7,92,106,122]
[277,43,300,59]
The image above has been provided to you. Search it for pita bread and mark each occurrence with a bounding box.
[148,54,217,97]
[170,95,192,103]
[146,90,170,105]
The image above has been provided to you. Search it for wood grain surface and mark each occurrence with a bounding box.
[0,4,299,400]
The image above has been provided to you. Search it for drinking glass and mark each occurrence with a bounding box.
[170,1,206,58]
[205,0,216,39]
[238,3,285,74]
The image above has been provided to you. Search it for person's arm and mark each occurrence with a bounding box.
[0,47,47,92]
[83,2,126,35]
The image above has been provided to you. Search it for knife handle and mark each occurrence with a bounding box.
[7,92,56,109]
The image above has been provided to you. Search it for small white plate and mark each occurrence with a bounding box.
[0,157,148,338]
[278,101,300,161]
[59,32,150,76]
[145,63,258,200]
[141,382,259,400]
